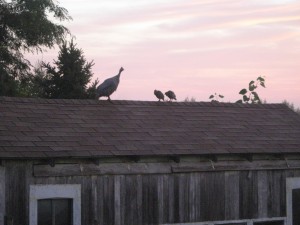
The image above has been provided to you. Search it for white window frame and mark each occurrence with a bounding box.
[160,217,286,225]
[29,184,81,225]
[286,177,300,225]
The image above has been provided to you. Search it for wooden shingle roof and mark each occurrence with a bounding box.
[0,96,300,159]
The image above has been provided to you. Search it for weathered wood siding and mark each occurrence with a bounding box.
[0,166,5,225]
[4,160,300,225]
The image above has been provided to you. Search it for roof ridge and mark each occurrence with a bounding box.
[0,96,286,108]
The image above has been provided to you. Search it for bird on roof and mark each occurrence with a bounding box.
[96,67,124,102]
[154,90,164,101]
[165,90,177,101]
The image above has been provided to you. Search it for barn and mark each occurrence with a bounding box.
[0,96,300,225]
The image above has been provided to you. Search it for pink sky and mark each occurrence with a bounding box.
[28,0,300,107]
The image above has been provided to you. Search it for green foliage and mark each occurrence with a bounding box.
[37,40,95,99]
[24,62,52,98]
[209,93,224,102]
[236,76,266,104]
[0,0,71,96]
[86,79,100,99]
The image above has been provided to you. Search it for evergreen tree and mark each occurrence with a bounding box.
[42,40,95,99]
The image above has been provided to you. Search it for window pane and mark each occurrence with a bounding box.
[38,200,52,225]
[54,199,72,225]
[293,188,300,225]
[38,199,72,225]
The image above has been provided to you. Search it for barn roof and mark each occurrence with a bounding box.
[0,96,300,159]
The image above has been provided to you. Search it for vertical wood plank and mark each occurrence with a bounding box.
[239,170,258,219]
[137,175,143,225]
[178,174,186,223]
[79,176,92,225]
[114,175,121,225]
[157,175,164,224]
[151,175,159,225]
[142,175,149,225]
[268,171,281,217]
[162,174,169,223]
[195,173,201,222]
[142,175,159,225]
[279,170,286,217]
[91,176,98,225]
[126,175,138,225]
[96,176,104,225]
[174,174,181,222]
[0,166,5,225]
[213,172,225,221]
[103,175,114,225]
[200,172,225,221]
[168,174,175,223]
[257,171,268,218]
[200,172,208,221]
[119,175,126,225]
[5,162,28,225]
[25,162,34,225]
[184,174,190,222]
[225,171,240,220]
[189,173,196,222]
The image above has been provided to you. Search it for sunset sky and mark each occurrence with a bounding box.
[29,0,300,106]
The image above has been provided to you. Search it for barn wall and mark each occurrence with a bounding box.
[0,166,5,225]
[4,160,300,225]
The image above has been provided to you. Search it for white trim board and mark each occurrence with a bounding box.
[160,217,286,225]
[29,184,81,225]
[286,177,300,225]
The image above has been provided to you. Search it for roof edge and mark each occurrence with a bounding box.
[0,96,287,108]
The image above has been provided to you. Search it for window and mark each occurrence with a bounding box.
[38,198,73,225]
[253,221,284,225]
[286,177,300,225]
[30,185,81,225]
[292,188,300,225]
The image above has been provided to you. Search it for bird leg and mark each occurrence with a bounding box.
[107,96,113,103]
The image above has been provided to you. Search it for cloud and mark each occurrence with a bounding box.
[27,0,300,106]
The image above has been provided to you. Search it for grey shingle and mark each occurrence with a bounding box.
[0,96,300,159]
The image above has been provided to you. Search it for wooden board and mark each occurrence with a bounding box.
[3,160,300,225]
[33,163,172,177]
[0,167,4,225]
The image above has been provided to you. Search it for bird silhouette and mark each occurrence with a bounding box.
[165,90,177,101]
[154,90,164,101]
[96,67,124,102]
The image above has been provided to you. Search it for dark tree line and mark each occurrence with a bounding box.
[0,0,97,99]
[30,40,98,99]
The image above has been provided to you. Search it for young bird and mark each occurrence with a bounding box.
[154,90,164,101]
[165,90,177,101]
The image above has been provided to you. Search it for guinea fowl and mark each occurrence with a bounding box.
[154,90,164,101]
[96,67,124,101]
[165,90,177,101]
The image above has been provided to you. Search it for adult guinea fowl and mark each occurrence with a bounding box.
[165,90,177,101]
[154,90,164,101]
[96,67,124,101]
